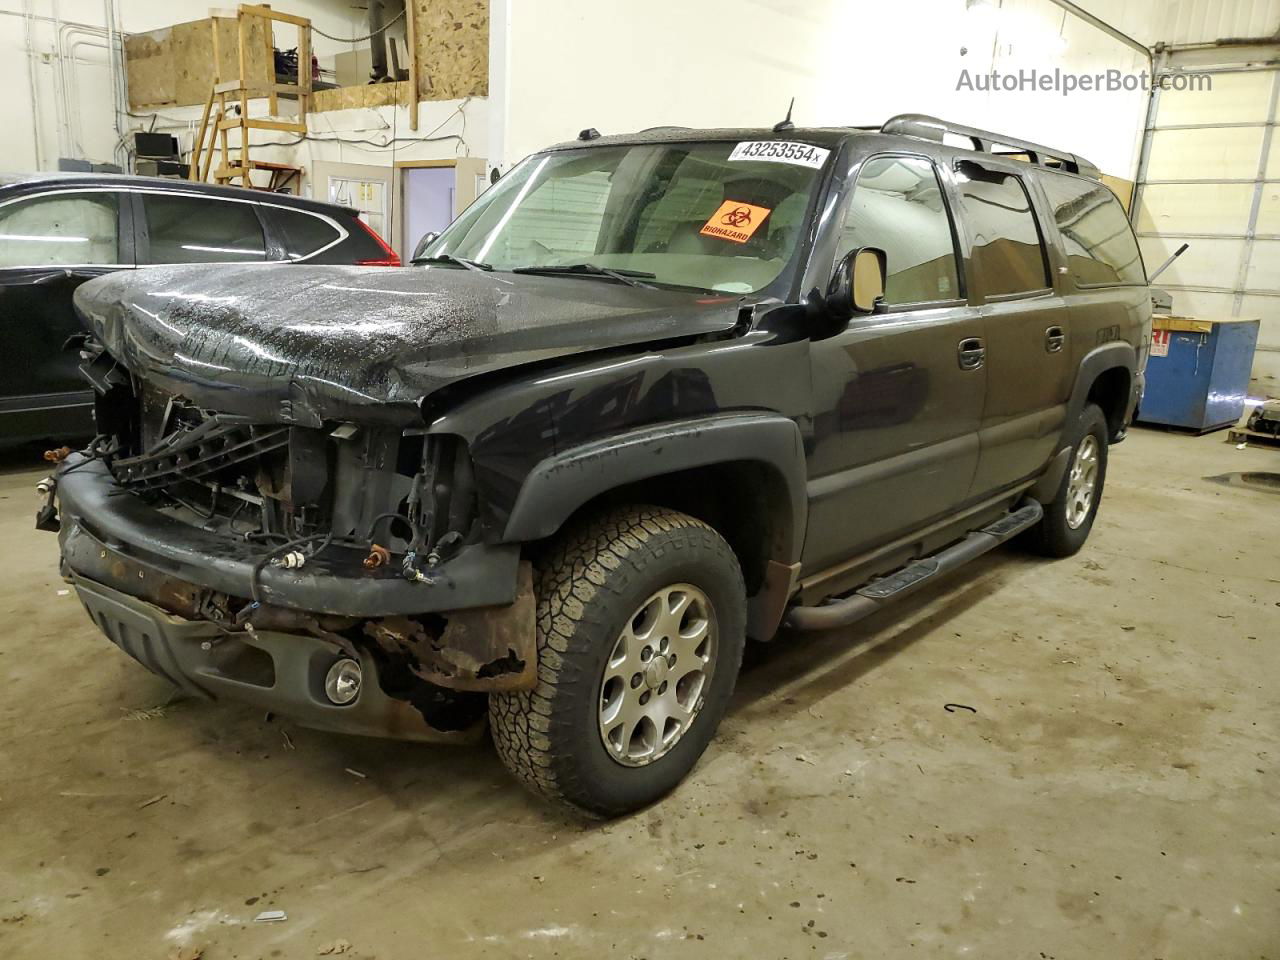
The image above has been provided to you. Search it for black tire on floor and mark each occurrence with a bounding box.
[1027,402,1110,558]
[489,505,746,817]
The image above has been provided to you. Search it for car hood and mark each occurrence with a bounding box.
[74,263,743,424]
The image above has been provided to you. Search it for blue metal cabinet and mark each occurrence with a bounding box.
[1138,316,1260,432]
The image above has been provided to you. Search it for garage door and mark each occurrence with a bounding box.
[1132,48,1280,396]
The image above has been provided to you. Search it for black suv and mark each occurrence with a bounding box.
[48,115,1149,816]
[0,173,400,447]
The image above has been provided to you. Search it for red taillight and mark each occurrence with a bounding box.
[354,217,401,266]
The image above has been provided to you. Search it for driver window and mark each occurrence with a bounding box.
[834,156,961,307]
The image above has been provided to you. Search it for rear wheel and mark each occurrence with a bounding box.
[489,505,746,817]
[1028,402,1109,557]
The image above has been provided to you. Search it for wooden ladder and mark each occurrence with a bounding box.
[189,4,310,190]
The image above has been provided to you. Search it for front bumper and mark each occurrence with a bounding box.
[55,455,520,618]
[73,574,478,742]
[53,455,538,738]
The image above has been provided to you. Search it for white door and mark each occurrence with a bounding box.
[1132,47,1280,395]
[311,161,394,247]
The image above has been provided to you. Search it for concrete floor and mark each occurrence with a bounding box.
[0,428,1276,959]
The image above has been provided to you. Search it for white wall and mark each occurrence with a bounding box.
[492,0,1153,179]
[0,0,377,173]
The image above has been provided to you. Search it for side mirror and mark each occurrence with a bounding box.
[827,247,886,319]
[411,231,440,262]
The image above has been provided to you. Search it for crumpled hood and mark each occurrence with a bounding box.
[74,263,743,424]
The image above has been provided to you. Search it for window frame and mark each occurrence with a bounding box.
[256,203,351,262]
[830,151,968,314]
[133,190,273,266]
[1034,169,1148,289]
[951,158,1054,303]
[0,187,132,271]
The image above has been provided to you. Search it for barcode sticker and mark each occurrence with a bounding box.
[728,141,831,169]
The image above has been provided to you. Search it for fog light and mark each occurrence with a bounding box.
[324,658,362,705]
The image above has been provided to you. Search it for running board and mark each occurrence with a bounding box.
[784,501,1043,631]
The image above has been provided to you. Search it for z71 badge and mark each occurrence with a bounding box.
[728,140,831,169]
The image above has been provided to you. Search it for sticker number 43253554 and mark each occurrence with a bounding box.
[728,140,831,169]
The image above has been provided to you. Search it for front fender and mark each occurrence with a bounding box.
[501,412,808,565]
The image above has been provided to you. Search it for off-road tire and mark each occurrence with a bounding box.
[1027,402,1110,558]
[489,505,746,817]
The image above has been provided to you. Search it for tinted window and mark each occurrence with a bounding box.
[835,156,960,305]
[0,192,118,267]
[141,194,266,263]
[273,207,342,259]
[954,162,1049,297]
[1040,175,1145,285]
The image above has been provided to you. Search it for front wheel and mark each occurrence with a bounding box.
[1027,402,1110,557]
[489,506,746,817]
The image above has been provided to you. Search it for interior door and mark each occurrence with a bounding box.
[0,189,130,438]
[402,166,456,254]
[313,161,394,251]
[802,154,985,572]
[949,160,1071,495]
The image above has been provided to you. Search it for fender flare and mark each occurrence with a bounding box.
[1066,341,1136,426]
[500,412,808,566]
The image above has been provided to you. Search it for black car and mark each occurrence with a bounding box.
[0,173,400,446]
[51,116,1149,817]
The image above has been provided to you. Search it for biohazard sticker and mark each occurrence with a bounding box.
[700,200,771,244]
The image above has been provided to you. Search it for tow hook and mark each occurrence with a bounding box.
[34,476,59,533]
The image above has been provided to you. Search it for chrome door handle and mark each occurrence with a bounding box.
[958,337,985,371]
[1045,325,1066,353]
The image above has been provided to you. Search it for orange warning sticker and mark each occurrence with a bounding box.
[699,200,771,244]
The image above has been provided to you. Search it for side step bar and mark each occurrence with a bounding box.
[783,501,1044,632]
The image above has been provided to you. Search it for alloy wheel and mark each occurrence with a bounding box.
[598,583,718,767]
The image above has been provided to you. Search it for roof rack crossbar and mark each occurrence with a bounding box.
[880,113,1101,178]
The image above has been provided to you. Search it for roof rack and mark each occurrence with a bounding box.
[880,113,1100,178]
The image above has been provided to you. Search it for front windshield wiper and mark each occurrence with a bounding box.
[512,262,657,288]
[412,253,493,272]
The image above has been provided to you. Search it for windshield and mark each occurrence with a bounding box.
[425,140,830,293]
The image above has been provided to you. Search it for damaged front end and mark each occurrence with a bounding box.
[54,338,536,742]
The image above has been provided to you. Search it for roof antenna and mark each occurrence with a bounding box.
[773,98,795,133]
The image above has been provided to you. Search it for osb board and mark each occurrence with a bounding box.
[125,16,272,109]
[413,0,488,100]
[313,81,413,113]
[1101,174,1134,212]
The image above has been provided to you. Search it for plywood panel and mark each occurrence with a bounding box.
[1100,174,1134,212]
[413,0,488,100]
[313,81,412,113]
[125,16,270,109]
[123,28,176,107]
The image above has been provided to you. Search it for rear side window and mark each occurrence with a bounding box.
[954,162,1049,297]
[273,207,343,259]
[835,155,961,306]
[140,194,267,264]
[1040,175,1145,285]
[0,192,119,267]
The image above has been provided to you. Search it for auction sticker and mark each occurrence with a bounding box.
[1151,329,1171,358]
[700,200,771,244]
[728,140,830,169]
